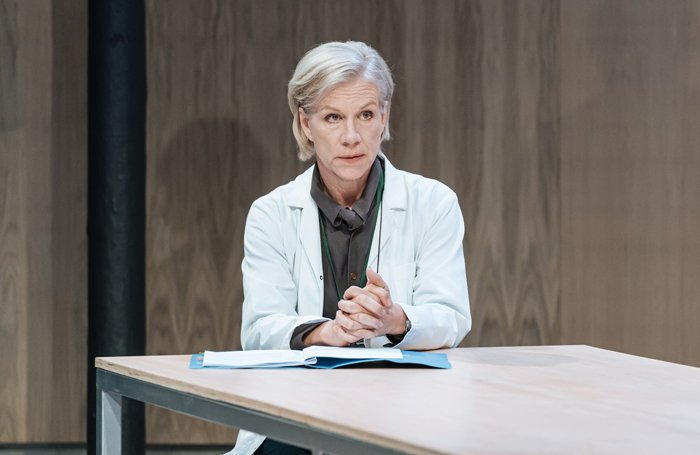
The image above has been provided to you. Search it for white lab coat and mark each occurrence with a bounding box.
[228,154,471,455]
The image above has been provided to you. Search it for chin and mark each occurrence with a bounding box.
[334,157,372,180]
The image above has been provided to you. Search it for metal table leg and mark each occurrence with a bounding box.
[96,388,122,455]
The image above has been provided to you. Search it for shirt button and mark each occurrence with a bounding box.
[350,272,357,280]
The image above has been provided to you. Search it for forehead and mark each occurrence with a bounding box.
[319,78,381,110]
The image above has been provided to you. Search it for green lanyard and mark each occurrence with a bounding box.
[318,167,385,302]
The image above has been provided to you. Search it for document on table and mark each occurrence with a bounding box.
[202,347,402,368]
[302,346,402,360]
[202,350,314,368]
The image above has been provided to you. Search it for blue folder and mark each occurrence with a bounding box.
[188,350,450,370]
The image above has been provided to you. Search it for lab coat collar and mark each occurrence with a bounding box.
[287,152,406,211]
[368,153,406,270]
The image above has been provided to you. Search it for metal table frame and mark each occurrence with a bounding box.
[96,368,407,455]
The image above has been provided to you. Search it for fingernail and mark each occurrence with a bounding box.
[378,322,383,328]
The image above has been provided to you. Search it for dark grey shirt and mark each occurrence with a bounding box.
[289,157,383,350]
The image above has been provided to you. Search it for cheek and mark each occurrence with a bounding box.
[313,124,341,144]
[362,121,384,139]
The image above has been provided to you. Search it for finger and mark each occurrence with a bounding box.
[366,268,390,291]
[343,285,376,300]
[332,324,361,343]
[362,283,391,307]
[338,292,386,316]
[338,299,381,315]
[336,310,382,331]
[343,288,385,314]
[343,309,383,329]
[333,324,375,342]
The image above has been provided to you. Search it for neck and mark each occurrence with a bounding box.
[317,166,371,209]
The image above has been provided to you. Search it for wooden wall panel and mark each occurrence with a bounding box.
[0,0,18,132]
[145,0,560,443]
[441,1,560,348]
[0,2,26,442]
[0,0,87,442]
[49,0,88,440]
[560,0,700,367]
[19,0,55,439]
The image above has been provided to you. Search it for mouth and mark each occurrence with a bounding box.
[338,154,364,163]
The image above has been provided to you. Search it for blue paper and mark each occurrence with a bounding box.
[307,350,450,369]
[189,351,450,370]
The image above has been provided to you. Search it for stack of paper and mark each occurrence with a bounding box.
[202,346,402,368]
[193,347,451,369]
[202,350,316,368]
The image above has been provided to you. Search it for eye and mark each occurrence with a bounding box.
[325,114,340,122]
[360,111,373,120]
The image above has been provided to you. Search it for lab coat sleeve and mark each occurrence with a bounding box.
[391,188,471,350]
[240,196,328,350]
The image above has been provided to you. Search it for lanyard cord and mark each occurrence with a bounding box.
[319,167,385,302]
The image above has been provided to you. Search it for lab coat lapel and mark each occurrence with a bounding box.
[287,165,324,298]
[288,158,405,293]
[367,156,406,270]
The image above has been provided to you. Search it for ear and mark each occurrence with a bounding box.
[380,101,390,131]
[299,107,314,143]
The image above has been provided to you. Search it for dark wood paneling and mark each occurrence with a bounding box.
[18,0,55,442]
[390,1,561,348]
[50,0,88,440]
[0,133,27,442]
[560,0,700,367]
[0,0,18,132]
[0,0,87,442]
[0,3,26,443]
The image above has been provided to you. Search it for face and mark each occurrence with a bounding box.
[299,78,389,190]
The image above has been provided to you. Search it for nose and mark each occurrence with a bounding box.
[341,119,361,147]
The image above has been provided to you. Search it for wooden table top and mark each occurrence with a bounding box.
[96,345,700,455]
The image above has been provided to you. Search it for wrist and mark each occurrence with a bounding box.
[303,321,331,346]
[389,308,408,336]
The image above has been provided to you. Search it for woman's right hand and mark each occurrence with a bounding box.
[302,319,374,347]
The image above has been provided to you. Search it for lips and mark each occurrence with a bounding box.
[339,154,363,162]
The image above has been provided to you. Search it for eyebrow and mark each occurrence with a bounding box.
[319,101,378,112]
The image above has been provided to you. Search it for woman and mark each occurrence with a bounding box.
[231,41,471,455]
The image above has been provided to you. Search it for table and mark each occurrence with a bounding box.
[96,345,700,455]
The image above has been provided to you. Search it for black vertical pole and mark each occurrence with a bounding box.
[87,1,146,455]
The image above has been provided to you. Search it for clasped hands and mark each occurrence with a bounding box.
[303,268,407,347]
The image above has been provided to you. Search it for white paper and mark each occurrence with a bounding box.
[202,350,315,368]
[302,346,403,360]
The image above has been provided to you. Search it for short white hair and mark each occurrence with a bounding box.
[288,41,395,161]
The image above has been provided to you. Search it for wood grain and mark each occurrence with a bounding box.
[17,0,54,441]
[49,0,88,440]
[560,0,700,367]
[395,1,561,348]
[0,2,26,442]
[97,347,700,455]
[0,0,18,132]
[0,0,87,442]
[0,127,28,441]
